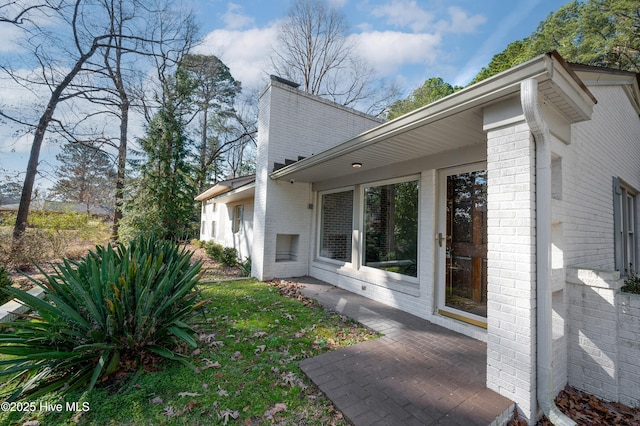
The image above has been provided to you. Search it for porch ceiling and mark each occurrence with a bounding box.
[278,106,486,183]
[270,51,596,184]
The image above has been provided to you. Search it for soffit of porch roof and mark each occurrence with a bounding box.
[271,51,595,184]
[284,105,487,184]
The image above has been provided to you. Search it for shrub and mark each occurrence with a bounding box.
[221,247,238,267]
[239,257,252,277]
[622,274,640,295]
[190,238,202,248]
[0,266,11,305]
[0,235,205,401]
[204,241,224,260]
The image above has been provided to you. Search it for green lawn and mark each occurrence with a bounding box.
[0,279,378,425]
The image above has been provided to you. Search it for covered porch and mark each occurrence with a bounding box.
[270,52,595,423]
[296,276,514,425]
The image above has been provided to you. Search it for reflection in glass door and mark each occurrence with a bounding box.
[439,167,487,326]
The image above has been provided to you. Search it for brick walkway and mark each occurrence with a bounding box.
[296,277,514,426]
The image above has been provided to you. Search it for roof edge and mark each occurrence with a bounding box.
[270,53,555,180]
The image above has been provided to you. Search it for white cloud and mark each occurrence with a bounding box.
[221,2,255,30]
[194,24,280,89]
[371,0,434,33]
[442,6,486,34]
[351,31,441,77]
[369,1,484,35]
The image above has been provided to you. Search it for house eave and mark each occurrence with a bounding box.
[269,52,596,183]
[211,182,255,203]
[195,175,256,201]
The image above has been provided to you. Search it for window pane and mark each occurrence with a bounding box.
[364,180,418,277]
[320,190,353,262]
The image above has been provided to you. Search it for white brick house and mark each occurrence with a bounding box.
[196,175,254,262]
[198,54,640,424]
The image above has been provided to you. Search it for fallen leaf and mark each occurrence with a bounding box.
[199,358,221,371]
[217,387,229,397]
[149,397,164,404]
[231,351,243,360]
[178,392,201,397]
[163,406,175,417]
[273,402,287,412]
[218,409,240,425]
[255,345,266,354]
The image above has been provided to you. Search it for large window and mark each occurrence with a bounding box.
[614,177,638,275]
[319,190,354,262]
[363,179,419,277]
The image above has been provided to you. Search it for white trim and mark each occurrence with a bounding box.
[360,174,421,281]
[316,186,355,265]
[435,162,487,325]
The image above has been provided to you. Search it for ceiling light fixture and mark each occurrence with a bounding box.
[352,162,362,169]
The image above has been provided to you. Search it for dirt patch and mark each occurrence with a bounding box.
[184,244,244,280]
[4,243,244,298]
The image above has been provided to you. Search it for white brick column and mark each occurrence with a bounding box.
[485,115,538,423]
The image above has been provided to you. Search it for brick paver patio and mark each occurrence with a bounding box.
[296,277,514,426]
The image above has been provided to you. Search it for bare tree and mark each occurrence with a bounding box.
[270,0,400,115]
[1,0,197,240]
[96,0,198,239]
[3,1,115,240]
[0,1,62,25]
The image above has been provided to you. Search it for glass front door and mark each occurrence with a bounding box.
[438,165,487,326]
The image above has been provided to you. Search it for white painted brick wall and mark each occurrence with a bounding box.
[199,198,254,261]
[619,293,640,407]
[559,86,640,271]
[561,83,640,407]
[485,120,537,422]
[253,80,382,280]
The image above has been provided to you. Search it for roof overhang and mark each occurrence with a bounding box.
[211,182,255,203]
[195,175,256,201]
[269,52,596,184]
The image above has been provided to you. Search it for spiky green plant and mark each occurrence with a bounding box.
[0,235,205,401]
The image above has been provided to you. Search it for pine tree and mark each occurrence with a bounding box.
[51,144,116,214]
[119,68,198,241]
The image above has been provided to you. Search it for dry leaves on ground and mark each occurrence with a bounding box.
[509,386,640,425]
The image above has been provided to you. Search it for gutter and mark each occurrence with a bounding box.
[521,78,576,426]
[270,54,555,181]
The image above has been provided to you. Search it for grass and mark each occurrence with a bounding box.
[0,279,379,425]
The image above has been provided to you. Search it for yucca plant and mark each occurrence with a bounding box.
[0,235,205,401]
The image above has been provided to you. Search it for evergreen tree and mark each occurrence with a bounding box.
[180,54,241,191]
[386,78,460,120]
[119,68,198,241]
[51,143,116,214]
[472,0,640,84]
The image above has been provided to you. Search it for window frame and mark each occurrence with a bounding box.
[317,187,355,265]
[232,204,244,234]
[360,175,420,280]
[614,177,638,276]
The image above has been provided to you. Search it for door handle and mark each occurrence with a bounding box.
[438,233,446,247]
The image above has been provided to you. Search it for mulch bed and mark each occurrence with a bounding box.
[509,386,640,425]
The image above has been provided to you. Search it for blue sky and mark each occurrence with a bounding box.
[191,0,569,91]
[1,0,569,189]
